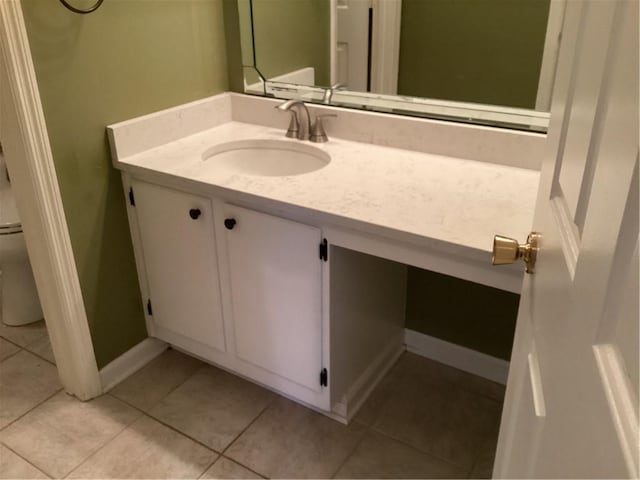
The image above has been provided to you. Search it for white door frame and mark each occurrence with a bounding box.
[370,0,401,95]
[329,0,338,85]
[535,0,566,111]
[329,0,401,92]
[0,0,101,400]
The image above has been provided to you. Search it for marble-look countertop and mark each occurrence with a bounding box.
[114,121,540,259]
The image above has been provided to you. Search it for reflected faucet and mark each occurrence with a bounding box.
[322,83,345,104]
[275,100,312,140]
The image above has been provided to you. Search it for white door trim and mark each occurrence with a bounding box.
[535,0,566,111]
[330,0,401,93]
[0,0,101,400]
[329,0,337,85]
[370,0,401,95]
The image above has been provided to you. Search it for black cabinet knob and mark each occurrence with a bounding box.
[189,208,201,220]
[224,218,237,230]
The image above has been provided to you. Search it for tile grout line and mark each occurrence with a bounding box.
[106,391,272,479]
[466,443,489,479]
[331,359,410,478]
[1,344,501,479]
[220,393,277,456]
[466,418,502,479]
[369,422,479,474]
[0,330,58,477]
[218,454,269,479]
[369,354,503,475]
[23,347,56,366]
[0,334,26,349]
[0,440,53,479]
[103,352,223,455]
[22,331,50,349]
[67,354,209,474]
[11,347,209,479]
[196,453,222,480]
[329,423,371,479]
[106,349,207,404]
[0,324,48,348]
[1,331,55,366]
[458,385,506,405]
[0,345,23,363]
[0,386,64,433]
[109,354,276,479]
[215,394,279,478]
[1,343,56,366]
[108,354,359,478]
[105,392,220,454]
[100,349,220,457]
[63,408,147,479]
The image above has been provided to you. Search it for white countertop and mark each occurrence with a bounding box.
[114,120,540,259]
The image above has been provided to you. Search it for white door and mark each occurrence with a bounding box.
[494,1,638,478]
[131,180,226,353]
[334,0,371,91]
[221,204,329,409]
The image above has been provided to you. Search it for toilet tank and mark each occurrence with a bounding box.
[0,148,21,228]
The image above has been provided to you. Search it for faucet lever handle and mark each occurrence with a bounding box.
[310,114,337,143]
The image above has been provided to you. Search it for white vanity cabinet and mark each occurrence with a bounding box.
[127,178,331,411]
[129,179,226,353]
[110,93,538,424]
[218,204,329,410]
[124,176,404,420]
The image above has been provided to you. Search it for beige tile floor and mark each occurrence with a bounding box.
[0,323,504,479]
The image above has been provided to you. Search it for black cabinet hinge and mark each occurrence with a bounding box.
[319,238,328,262]
[128,187,135,206]
[320,368,328,387]
[146,299,153,316]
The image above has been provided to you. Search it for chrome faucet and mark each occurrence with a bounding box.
[322,83,344,104]
[276,100,337,143]
[275,100,312,140]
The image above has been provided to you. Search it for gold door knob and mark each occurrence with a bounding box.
[492,232,540,274]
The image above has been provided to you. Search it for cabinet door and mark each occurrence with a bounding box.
[222,205,325,397]
[132,180,225,353]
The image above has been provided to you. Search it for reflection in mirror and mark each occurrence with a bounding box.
[237,0,255,67]
[240,0,563,132]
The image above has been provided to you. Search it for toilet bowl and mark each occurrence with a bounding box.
[0,152,43,326]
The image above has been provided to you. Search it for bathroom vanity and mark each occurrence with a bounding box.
[108,92,541,422]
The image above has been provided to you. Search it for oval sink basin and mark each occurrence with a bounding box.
[202,139,330,177]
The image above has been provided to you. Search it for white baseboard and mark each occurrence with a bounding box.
[332,332,405,421]
[99,337,168,392]
[405,329,510,384]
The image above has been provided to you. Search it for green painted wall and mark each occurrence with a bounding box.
[21,0,229,368]
[406,268,519,360]
[398,0,550,108]
[251,0,330,86]
[398,0,543,358]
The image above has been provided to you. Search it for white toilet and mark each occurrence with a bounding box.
[0,149,43,326]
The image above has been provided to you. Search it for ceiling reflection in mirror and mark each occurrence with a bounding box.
[238,0,562,132]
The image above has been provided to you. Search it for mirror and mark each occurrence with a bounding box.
[238,0,563,132]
